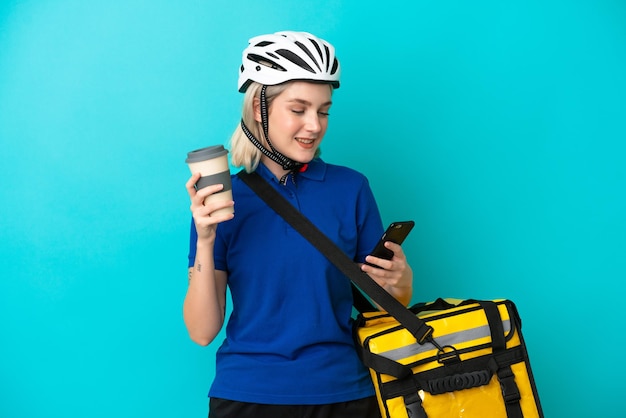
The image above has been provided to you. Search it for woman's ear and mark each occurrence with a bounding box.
[253,97,262,123]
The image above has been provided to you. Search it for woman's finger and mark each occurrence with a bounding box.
[185,173,202,196]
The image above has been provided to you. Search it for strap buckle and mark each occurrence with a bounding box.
[497,367,521,403]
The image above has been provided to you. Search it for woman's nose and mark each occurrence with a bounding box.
[305,113,322,132]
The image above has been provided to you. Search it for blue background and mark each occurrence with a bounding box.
[1,1,624,417]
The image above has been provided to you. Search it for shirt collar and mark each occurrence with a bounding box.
[256,158,327,183]
[298,158,326,181]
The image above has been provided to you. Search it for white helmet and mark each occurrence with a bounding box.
[238,31,341,92]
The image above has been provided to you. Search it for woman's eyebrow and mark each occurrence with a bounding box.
[287,98,333,107]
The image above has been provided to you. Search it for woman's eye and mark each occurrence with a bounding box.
[291,109,304,114]
[319,111,330,116]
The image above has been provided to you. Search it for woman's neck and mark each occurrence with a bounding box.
[261,156,290,180]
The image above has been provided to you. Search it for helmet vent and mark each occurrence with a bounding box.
[247,54,286,71]
[309,39,324,62]
[295,40,322,72]
[330,58,339,75]
[324,45,331,72]
[275,49,315,74]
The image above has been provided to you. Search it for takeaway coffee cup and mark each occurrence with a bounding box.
[186,145,234,216]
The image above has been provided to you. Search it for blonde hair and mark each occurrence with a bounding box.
[229,81,325,172]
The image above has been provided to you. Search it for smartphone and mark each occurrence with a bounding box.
[366,221,415,266]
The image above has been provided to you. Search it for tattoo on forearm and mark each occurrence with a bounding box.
[189,264,202,284]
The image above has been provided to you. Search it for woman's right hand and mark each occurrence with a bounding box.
[186,173,235,240]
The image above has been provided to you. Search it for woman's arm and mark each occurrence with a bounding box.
[183,173,234,346]
[184,263,228,346]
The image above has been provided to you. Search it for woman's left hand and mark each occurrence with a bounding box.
[361,242,413,306]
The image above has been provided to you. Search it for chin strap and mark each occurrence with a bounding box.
[240,85,304,184]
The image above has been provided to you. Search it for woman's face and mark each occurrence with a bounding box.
[257,81,333,165]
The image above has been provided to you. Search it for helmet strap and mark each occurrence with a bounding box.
[259,85,276,155]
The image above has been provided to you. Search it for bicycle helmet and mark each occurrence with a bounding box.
[238,31,340,93]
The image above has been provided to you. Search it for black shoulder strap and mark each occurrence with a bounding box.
[237,170,433,344]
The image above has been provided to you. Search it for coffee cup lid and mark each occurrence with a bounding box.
[185,145,229,163]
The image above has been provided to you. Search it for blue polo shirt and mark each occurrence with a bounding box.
[188,158,384,405]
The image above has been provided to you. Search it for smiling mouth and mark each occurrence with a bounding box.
[295,137,316,144]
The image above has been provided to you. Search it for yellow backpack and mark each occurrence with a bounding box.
[354,298,543,418]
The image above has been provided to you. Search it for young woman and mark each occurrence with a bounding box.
[184,31,413,418]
